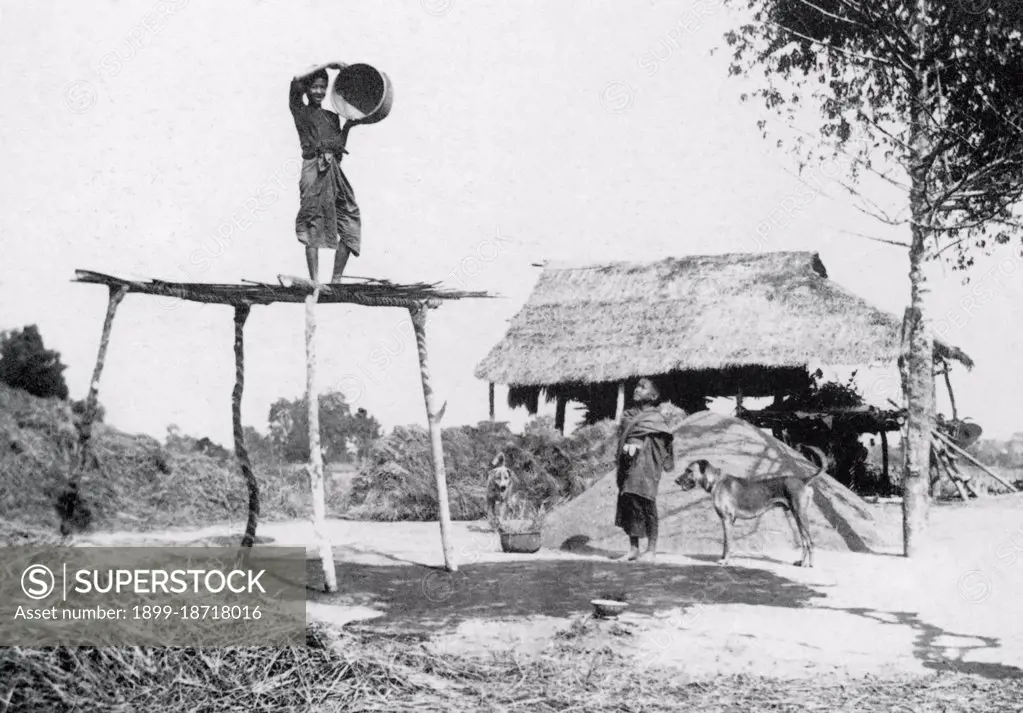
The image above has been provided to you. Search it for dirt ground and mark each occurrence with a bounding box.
[81,494,1023,682]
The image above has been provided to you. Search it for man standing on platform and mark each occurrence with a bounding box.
[290,62,362,283]
[615,378,675,562]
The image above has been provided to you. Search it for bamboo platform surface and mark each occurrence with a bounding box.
[74,270,495,307]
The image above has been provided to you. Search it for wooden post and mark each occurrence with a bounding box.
[73,285,128,483]
[942,366,958,422]
[232,305,260,549]
[933,429,1018,492]
[615,383,626,422]
[555,394,567,434]
[932,444,970,501]
[736,388,744,415]
[305,287,337,592]
[488,382,495,422]
[880,430,890,483]
[409,302,457,572]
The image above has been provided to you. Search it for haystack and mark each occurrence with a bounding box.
[543,411,897,557]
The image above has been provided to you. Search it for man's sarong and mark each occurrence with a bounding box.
[615,492,658,538]
[295,154,362,254]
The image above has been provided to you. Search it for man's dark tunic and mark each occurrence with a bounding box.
[615,406,675,538]
[289,79,362,254]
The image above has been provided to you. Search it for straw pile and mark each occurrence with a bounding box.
[2,624,1020,711]
[543,410,898,556]
[339,418,621,521]
[0,384,325,535]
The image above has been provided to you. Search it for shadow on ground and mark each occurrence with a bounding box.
[825,606,1023,680]
[307,556,826,635]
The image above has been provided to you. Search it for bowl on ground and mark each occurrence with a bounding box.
[591,599,628,618]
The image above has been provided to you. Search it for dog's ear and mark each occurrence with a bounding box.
[696,460,710,473]
[491,452,505,468]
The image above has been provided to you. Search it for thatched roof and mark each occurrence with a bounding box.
[474,251,972,387]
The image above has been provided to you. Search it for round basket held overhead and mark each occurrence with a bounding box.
[330,64,394,125]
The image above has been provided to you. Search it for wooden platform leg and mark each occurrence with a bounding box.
[306,287,337,592]
[409,302,457,572]
[615,383,626,422]
[232,304,260,549]
[488,382,495,422]
[73,285,128,482]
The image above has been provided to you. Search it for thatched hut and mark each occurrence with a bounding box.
[474,251,973,444]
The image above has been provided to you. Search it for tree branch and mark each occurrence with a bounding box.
[764,20,902,69]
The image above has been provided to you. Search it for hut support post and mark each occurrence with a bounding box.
[74,285,128,480]
[615,383,626,421]
[232,305,260,549]
[555,394,567,434]
[409,302,457,572]
[305,288,337,592]
[880,430,890,483]
[488,382,495,422]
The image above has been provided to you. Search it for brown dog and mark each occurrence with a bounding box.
[675,446,828,567]
[485,452,514,525]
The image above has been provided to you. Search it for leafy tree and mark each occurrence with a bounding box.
[268,391,380,464]
[723,0,1023,555]
[242,426,280,466]
[348,408,383,464]
[0,325,69,400]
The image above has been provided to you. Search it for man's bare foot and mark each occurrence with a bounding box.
[638,551,657,563]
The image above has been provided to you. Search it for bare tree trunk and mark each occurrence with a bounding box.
[903,2,936,557]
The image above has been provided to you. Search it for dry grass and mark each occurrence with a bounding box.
[493,499,557,534]
[1,624,1020,712]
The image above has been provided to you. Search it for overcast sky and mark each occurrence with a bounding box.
[1,0,1020,445]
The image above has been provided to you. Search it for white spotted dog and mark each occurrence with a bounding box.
[486,452,515,526]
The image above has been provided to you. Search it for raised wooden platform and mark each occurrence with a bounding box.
[71,267,485,573]
[74,270,495,308]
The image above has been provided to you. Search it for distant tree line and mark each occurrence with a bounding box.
[166,392,382,466]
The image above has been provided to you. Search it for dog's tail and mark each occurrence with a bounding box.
[802,446,829,483]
